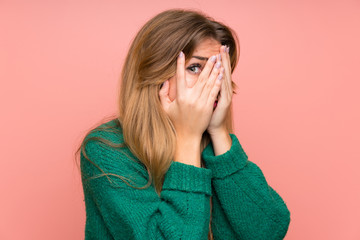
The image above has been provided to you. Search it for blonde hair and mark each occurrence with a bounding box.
[75,9,239,239]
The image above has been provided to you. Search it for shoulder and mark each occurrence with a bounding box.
[86,118,123,141]
[82,118,124,157]
[80,118,147,181]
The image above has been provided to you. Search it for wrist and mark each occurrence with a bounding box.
[207,126,228,138]
[176,130,202,143]
[174,135,202,168]
[207,128,232,156]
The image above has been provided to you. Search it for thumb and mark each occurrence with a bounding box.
[159,80,171,110]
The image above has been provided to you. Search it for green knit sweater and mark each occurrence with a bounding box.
[80,119,290,239]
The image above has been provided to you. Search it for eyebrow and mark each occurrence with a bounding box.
[191,56,208,61]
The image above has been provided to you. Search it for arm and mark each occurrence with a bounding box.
[202,134,291,240]
[81,137,212,240]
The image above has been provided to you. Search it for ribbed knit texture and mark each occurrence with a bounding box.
[80,119,290,239]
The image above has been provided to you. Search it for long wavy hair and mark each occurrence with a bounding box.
[75,9,239,239]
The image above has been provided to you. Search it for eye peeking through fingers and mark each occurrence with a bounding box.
[186,63,202,74]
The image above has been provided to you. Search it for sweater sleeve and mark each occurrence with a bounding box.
[202,134,291,240]
[81,136,212,240]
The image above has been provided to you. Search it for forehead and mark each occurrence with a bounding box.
[192,38,221,57]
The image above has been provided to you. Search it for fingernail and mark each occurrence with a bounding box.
[218,73,223,80]
[218,53,221,61]
[210,55,216,62]
[223,45,227,52]
[215,61,221,69]
[226,47,230,53]
[179,51,184,58]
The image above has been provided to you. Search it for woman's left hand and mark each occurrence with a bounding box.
[207,45,233,136]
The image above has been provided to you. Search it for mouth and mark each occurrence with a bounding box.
[213,93,220,109]
[213,100,218,109]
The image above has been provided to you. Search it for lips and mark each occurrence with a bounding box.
[213,100,218,109]
[213,94,220,109]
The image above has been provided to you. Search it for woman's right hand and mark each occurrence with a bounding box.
[159,52,223,167]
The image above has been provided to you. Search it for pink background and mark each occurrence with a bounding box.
[1,0,359,239]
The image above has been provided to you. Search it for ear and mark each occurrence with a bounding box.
[159,80,171,112]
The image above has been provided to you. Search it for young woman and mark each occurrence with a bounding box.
[76,9,291,240]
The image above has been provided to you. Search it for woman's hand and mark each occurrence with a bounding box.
[159,51,223,167]
[207,45,234,136]
[159,51,223,140]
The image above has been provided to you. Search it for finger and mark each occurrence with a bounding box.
[219,68,228,98]
[190,55,217,100]
[200,61,222,101]
[220,45,233,94]
[207,73,222,107]
[196,55,217,84]
[159,80,171,110]
[226,46,233,88]
[224,70,232,97]
[176,51,186,96]
[220,45,231,83]
[219,68,234,106]
[193,55,218,99]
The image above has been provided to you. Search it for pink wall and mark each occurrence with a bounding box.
[1,0,359,239]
